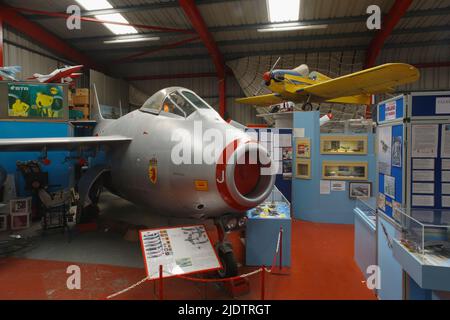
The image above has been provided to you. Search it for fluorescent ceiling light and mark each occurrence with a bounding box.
[257,23,328,32]
[104,36,160,44]
[75,0,138,35]
[266,0,300,22]
[96,13,138,35]
[74,0,112,11]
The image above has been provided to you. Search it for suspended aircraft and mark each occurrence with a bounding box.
[28,65,84,83]
[236,62,420,110]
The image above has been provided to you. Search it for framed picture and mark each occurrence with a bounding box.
[322,161,368,181]
[320,135,368,155]
[296,138,311,158]
[349,182,372,199]
[296,159,311,179]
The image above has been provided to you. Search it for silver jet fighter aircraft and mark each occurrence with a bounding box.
[0,86,276,276]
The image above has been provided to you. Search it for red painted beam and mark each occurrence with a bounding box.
[0,4,100,70]
[113,36,200,64]
[365,0,412,68]
[178,0,226,117]
[126,72,217,81]
[12,6,194,34]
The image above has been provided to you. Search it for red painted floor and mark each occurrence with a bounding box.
[0,220,377,300]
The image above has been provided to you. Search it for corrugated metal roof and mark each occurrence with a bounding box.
[2,0,449,124]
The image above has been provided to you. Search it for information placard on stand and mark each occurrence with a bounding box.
[139,225,221,280]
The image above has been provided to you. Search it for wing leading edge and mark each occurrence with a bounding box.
[301,63,419,98]
[0,135,132,151]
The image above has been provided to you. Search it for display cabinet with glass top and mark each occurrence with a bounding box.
[397,208,450,267]
[354,198,377,228]
[320,135,368,155]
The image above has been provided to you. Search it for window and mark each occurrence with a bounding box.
[161,92,199,118]
[181,91,211,109]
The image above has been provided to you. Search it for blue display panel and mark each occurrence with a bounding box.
[411,94,450,117]
[378,123,404,218]
[378,96,404,123]
[0,121,74,195]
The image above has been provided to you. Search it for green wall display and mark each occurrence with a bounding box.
[8,83,64,118]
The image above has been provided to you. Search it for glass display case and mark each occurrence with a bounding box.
[397,208,450,266]
[247,186,290,219]
[354,198,377,228]
[322,161,368,180]
[320,135,368,155]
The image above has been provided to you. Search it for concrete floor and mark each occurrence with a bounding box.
[0,192,377,300]
[7,192,212,268]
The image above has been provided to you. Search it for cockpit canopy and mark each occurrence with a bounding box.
[140,87,213,118]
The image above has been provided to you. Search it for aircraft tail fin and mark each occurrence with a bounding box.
[90,83,105,123]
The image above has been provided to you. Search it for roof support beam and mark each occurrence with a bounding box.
[178,0,226,117]
[112,36,200,64]
[0,4,100,70]
[124,39,449,64]
[65,6,450,43]
[12,7,194,34]
[365,0,413,68]
[26,0,245,19]
[85,25,450,55]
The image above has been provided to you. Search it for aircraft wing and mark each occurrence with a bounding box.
[235,93,284,106]
[0,135,132,151]
[297,63,419,99]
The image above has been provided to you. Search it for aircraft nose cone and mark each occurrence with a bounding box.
[263,72,271,84]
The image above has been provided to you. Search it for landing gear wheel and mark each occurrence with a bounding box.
[302,103,313,111]
[217,249,238,278]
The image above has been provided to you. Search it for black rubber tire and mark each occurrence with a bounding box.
[217,250,238,278]
[302,103,313,111]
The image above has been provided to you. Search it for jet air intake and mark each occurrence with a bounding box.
[216,140,275,211]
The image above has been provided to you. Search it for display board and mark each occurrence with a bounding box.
[139,225,221,280]
[409,124,450,210]
[377,123,404,219]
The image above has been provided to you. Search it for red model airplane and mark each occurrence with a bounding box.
[28,65,84,83]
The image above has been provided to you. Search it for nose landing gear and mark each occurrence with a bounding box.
[214,214,246,278]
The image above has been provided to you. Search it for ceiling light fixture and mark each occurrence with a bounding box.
[104,36,161,44]
[75,0,138,35]
[257,23,328,32]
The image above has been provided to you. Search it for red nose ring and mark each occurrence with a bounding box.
[263,72,271,83]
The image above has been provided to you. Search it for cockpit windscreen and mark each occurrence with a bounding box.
[181,91,212,109]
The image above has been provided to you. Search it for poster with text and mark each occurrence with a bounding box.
[412,124,438,158]
[140,225,221,280]
[378,126,392,175]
